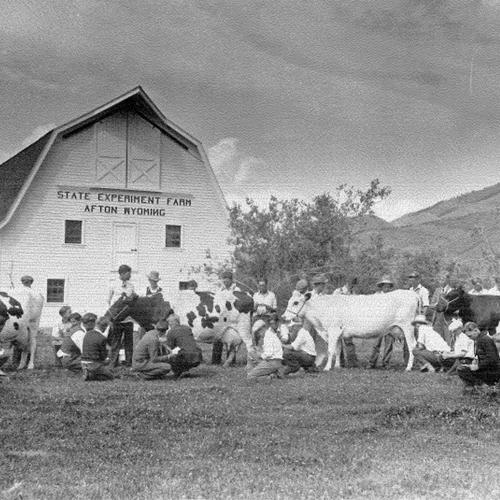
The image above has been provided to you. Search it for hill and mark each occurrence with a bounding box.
[352,183,500,274]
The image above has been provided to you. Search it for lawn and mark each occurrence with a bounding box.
[1,333,500,500]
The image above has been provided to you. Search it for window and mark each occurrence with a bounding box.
[179,281,190,290]
[165,225,181,248]
[64,220,83,244]
[47,279,65,303]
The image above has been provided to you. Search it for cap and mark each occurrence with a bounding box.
[376,275,394,287]
[20,275,34,283]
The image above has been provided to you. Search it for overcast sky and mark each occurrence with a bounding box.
[1,0,499,220]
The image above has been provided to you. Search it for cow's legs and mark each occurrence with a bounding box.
[27,323,38,370]
[399,325,416,371]
[324,325,343,371]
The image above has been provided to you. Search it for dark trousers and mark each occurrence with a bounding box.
[282,350,315,374]
[211,340,224,365]
[82,361,114,381]
[53,345,63,368]
[369,335,394,368]
[170,349,202,376]
[340,338,358,368]
[458,365,500,386]
[108,322,134,367]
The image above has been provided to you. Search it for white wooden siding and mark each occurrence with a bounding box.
[0,110,230,326]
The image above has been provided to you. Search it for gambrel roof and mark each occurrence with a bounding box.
[0,86,227,229]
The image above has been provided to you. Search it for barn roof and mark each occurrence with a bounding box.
[0,86,227,229]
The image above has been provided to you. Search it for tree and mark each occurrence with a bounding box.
[228,179,391,290]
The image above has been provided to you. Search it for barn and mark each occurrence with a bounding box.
[0,87,231,326]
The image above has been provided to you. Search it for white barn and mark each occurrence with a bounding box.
[0,87,231,326]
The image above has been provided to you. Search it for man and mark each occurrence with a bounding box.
[310,274,328,298]
[440,321,474,372]
[247,319,283,379]
[132,319,171,380]
[81,314,114,381]
[108,264,135,367]
[58,315,86,372]
[457,322,500,394]
[411,314,451,372]
[165,315,203,378]
[469,278,486,295]
[253,278,277,319]
[408,272,429,316]
[488,276,500,295]
[280,320,316,376]
[369,276,401,369]
[145,270,162,297]
[212,271,249,364]
[51,306,72,367]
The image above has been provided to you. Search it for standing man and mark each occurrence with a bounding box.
[165,315,203,378]
[408,272,429,316]
[131,319,171,380]
[310,274,328,298]
[253,278,277,320]
[81,315,114,381]
[108,264,135,367]
[145,270,162,296]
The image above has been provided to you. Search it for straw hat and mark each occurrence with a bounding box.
[147,270,161,282]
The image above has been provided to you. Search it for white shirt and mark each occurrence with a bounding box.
[416,325,450,352]
[109,279,135,303]
[410,284,429,309]
[487,286,500,296]
[261,328,283,360]
[453,333,475,358]
[291,327,316,357]
[71,329,86,352]
[253,290,277,315]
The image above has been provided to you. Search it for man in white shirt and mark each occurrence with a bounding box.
[247,320,283,379]
[310,274,328,298]
[253,278,277,319]
[441,323,475,372]
[408,272,429,315]
[280,321,317,376]
[411,314,451,372]
[107,264,136,367]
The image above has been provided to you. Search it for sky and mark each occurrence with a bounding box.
[1,0,499,221]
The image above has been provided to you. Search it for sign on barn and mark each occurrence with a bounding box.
[0,87,231,326]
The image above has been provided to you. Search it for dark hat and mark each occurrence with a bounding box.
[20,275,34,283]
[118,264,132,274]
[221,270,233,280]
[81,312,97,324]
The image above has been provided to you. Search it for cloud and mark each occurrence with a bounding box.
[207,137,266,188]
[373,197,428,222]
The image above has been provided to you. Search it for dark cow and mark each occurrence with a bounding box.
[438,288,500,334]
[106,292,174,331]
[0,291,28,369]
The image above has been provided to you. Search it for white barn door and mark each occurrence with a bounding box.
[112,223,138,271]
[127,114,161,191]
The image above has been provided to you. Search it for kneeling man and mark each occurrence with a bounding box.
[81,315,114,381]
[247,320,283,379]
[280,320,316,376]
[166,315,203,378]
[132,320,171,380]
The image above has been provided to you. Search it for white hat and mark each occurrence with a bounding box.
[252,319,267,334]
[411,314,428,325]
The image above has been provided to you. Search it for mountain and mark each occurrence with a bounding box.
[351,183,500,273]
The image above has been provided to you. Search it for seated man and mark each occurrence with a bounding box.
[458,322,500,394]
[280,320,316,376]
[58,319,86,373]
[81,315,114,381]
[411,314,451,372]
[440,321,474,372]
[166,315,203,378]
[132,319,171,380]
[247,319,283,379]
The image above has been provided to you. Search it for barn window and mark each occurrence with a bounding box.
[179,281,190,290]
[47,279,65,303]
[165,225,181,248]
[64,220,83,244]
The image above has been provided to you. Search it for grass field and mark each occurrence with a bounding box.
[1,332,500,500]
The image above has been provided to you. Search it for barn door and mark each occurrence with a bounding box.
[95,113,127,188]
[127,114,161,191]
[112,223,138,271]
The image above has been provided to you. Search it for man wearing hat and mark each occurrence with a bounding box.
[408,272,429,316]
[310,274,328,298]
[411,314,451,372]
[145,270,162,297]
[247,319,283,379]
[280,319,317,376]
[131,319,171,380]
[369,276,399,369]
[108,264,136,367]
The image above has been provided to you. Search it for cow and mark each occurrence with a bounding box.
[106,292,174,332]
[0,291,30,370]
[294,290,419,371]
[437,288,500,336]
[184,290,254,367]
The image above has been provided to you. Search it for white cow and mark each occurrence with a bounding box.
[296,290,419,371]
